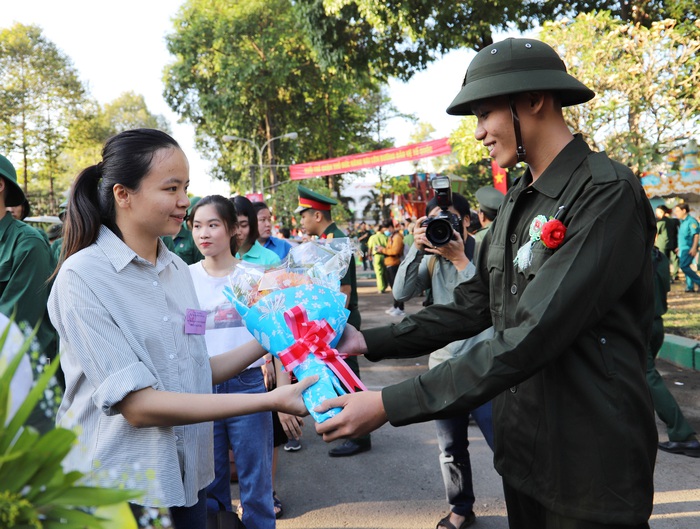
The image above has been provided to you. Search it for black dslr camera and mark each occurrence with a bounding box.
[421,175,461,247]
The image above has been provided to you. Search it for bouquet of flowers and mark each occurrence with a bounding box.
[224,239,365,422]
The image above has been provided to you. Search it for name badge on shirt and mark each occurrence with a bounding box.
[185,309,207,335]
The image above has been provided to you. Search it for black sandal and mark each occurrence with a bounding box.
[273,491,283,519]
[436,511,476,529]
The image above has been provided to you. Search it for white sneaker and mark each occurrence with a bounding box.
[392,309,406,317]
[385,307,397,314]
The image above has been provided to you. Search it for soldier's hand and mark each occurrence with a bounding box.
[336,324,367,358]
[315,391,388,440]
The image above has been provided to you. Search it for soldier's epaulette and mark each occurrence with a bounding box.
[587,151,618,184]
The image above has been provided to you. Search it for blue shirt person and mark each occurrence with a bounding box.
[673,203,700,292]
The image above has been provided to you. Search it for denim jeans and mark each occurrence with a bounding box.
[435,401,495,516]
[206,368,275,529]
[130,489,207,529]
[679,250,700,290]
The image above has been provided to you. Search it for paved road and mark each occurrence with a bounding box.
[233,276,700,529]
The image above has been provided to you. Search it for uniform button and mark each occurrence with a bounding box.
[510,386,518,394]
[169,354,175,359]
[510,284,518,295]
[163,316,169,322]
[600,337,607,345]
[510,234,517,243]
[153,281,158,287]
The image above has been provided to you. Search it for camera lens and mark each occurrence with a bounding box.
[425,218,452,246]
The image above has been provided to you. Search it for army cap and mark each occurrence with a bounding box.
[447,38,595,116]
[295,185,337,214]
[476,186,505,215]
[0,154,26,207]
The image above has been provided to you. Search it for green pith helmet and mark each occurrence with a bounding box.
[446,38,595,116]
[0,154,26,207]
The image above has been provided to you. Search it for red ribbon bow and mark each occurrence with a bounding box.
[278,305,367,393]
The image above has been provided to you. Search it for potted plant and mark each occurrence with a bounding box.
[0,318,140,528]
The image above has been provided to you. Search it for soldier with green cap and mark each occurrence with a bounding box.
[0,154,59,433]
[296,184,371,457]
[163,195,203,264]
[473,186,505,255]
[316,38,656,529]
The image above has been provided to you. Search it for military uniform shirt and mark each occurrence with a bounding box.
[163,224,203,265]
[362,136,656,525]
[48,226,214,508]
[0,212,56,361]
[324,222,360,329]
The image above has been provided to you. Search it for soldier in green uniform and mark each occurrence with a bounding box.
[296,185,371,457]
[473,186,504,254]
[317,38,656,529]
[163,196,203,265]
[0,154,59,433]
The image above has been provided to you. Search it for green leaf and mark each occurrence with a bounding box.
[0,316,38,431]
[47,486,141,507]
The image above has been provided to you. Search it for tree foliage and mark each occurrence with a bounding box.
[0,23,85,210]
[296,1,700,81]
[163,0,382,198]
[541,12,700,175]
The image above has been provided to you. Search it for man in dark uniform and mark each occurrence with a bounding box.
[0,154,59,433]
[296,185,370,457]
[654,205,679,280]
[316,38,656,528]
[473,186,505,255]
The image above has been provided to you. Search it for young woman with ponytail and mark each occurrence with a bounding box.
[48,129,313,529]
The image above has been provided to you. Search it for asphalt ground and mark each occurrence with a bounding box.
[231,274,700,529]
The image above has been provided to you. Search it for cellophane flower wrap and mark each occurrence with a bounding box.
[223,239,365,422]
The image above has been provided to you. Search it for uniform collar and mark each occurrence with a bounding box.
[520,134,591,199]
[96,225,175,273]
[322,222,338,236]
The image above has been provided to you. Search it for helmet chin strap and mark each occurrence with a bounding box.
[509,96,527,163]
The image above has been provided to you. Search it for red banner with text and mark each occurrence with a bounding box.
[290,138,452,180]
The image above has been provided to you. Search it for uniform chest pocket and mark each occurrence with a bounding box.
[486,246,505,319]
[522,248,553,281]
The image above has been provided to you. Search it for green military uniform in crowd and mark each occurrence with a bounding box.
[0,155,60,433]
[655,212,680,278]
[473,186,505,247]
[163,197,203,265]
[162,224,203,265]
[297,184,370,455]
[323,222,360,331]
[647,248,697,445]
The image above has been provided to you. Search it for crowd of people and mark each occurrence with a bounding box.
[1,36,699,529]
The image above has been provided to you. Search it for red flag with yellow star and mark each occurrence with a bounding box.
[491,160,508,194]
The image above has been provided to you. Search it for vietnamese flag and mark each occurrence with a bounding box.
[491,160,508,194]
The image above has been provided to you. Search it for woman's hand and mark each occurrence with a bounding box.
[279,412,305,440]
[269,375,318,416]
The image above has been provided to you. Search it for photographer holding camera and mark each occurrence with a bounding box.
[393,181,494,529]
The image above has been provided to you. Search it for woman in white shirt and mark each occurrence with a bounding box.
[189,195,277,529]
[49,129,313,529]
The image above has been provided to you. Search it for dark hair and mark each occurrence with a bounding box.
[427,191,470,219]
[381,219,394,229]
[656,205,670,214]
[59,129,180,268]
[469,210,482,231]
[279,227,291,239]
[232,195,259,248]
[252,201,270,214]
[675,203,690,214]
[190,194,239,256]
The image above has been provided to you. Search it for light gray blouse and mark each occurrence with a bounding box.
[48,226,213,508]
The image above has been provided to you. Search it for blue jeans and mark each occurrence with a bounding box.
[435,401,495,516]
[679,250,700,290]
[130,489,207,529]
[206,368,275,529]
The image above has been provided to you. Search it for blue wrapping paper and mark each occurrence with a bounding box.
[224,284,352,422]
